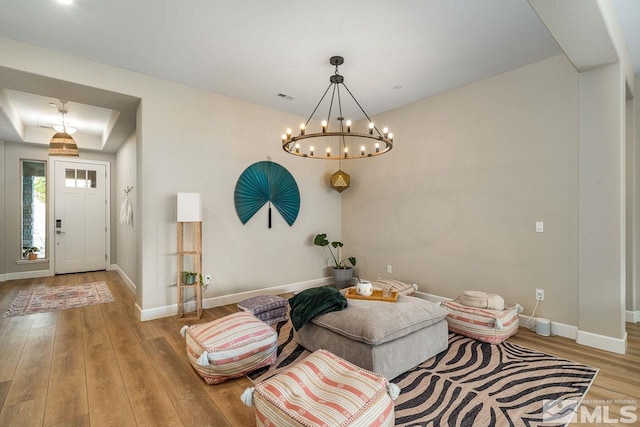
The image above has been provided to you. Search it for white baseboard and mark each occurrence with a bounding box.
[416,290,629,353]
[110,264,136,294]
[577,330,627,354]
[4,269,52,281]
[625,310,638,323]
[137,277,333,322]
[136,282,630,355]
[0,274,5,282]
[413,291,452,304]
[516,315,578,340]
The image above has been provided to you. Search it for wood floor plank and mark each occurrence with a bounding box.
[101,299,184,427]
[142,337,232,427]
[201,378,256,426]
[0,381,10,411]
[4,320,56,406]
[84,341,137,427]
[0,397,47,427]
[0,315,36,382]
[44,309,89,426]
[150,316,200,374]
[50,413,91,427]
[80,303,111,347]
[81,292,136,427]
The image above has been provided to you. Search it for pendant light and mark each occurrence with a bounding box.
[48,101,79,157]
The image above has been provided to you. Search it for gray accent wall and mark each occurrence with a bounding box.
[343,55,580,326]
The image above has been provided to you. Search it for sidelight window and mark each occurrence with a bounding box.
[21,160,47,259]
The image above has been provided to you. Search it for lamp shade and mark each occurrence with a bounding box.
[49,132,79,157]
[330,170,351,193]
[177,193,202,222]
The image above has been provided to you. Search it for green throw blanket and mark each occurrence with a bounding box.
[289,286,348,331]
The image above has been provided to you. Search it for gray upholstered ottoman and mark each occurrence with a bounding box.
[294,295,449,380]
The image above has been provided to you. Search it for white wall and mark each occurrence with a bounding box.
[577,62,626,347]
[626,97,635,314]
[1,142,117,277]
[3,143,50,274]
[0,141,5,278]
[343,55,579,325]
[115,130,137,289]
[634,75,640,316]
[136,85,340,312]
[0,37,340,315]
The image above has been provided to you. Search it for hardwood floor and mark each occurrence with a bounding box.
[0,271,638,426]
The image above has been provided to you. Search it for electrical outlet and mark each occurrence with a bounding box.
[536,288,544,301]
[205,274,212,285]
[387,265,393,274]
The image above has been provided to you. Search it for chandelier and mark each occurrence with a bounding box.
[48,101,79,157]
[281,56,393,160]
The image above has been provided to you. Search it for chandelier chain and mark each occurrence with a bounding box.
[302,82,333,131]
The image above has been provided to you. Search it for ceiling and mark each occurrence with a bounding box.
[0,0,638,153]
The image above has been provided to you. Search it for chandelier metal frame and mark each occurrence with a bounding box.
[281,56,393,160]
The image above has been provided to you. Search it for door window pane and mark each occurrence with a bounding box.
[77,169,87,188]
[22,160,47,259]
[65,168,75,188]
[88,170,97,188]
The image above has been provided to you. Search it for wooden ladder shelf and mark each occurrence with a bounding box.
[176,221,203,319]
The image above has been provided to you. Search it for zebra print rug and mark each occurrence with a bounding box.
[248,319,598,427]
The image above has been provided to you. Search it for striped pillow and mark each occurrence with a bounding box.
[371,279,418,296]
[185,312,277,384]
[441,300,519,344]
[253,349,395,426]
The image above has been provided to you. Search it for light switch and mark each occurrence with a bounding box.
[536,221,544,233]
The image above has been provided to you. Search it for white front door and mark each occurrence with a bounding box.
[54,160,107,274]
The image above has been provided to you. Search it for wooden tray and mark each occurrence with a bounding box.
[345,287,398,302]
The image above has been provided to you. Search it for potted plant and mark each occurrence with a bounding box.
[22,246,39,260]
[181,271,199,285]
[314,233,356,288]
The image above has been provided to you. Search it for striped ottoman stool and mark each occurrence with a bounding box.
[181,311,278,384]
[242,349,399,427]
[440,300,522,344]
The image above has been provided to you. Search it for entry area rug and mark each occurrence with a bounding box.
[248,319,598,427]
[4,281,115,317]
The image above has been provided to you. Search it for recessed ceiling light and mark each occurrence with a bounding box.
[56,0,73,5]
[393,85,403,90]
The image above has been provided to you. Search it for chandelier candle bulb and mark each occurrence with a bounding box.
[369,122,374,134]
[383,128,388,138]
[389,133,393,142]
[310,146,314,156]
[286,128,292,139]
[326,147,331,157]
[375,142,380,153]
[300,124,305,135]
[282,134,287,143]
[295,143,300,153]
[321,120,327,133]
[346,120,352,132]
[361,146,365,156]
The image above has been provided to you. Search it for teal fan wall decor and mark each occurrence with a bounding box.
[234,160,300,228]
